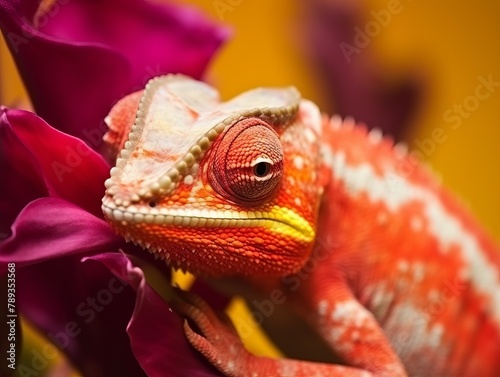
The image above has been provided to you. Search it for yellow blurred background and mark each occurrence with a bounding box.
[1,0,500,375]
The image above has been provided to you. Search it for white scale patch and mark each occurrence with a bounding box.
[427,323,444,349]
[187,180,205,199]
[293,155,304,170]
[226,360,236,373]
[368,282,395,320]
[278,360,297,377]
[368,128,383,143]
[327,300,374,352]
[304,128,317,144]
[331,300,370,324]
[299,99,322,135]
[318,300,328,316]
[322,146,500,326]
[383,302,447,365]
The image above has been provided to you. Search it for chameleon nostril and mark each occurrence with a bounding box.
[149,201,157,208]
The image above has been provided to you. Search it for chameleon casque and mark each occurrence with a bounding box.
[101,74,500,377]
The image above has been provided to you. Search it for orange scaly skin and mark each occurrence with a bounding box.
[102,75,500,377]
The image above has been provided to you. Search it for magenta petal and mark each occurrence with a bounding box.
[0,0,130,144]
[0,0,228,145]
[14,255,147,376]
[86,253,221,377]
[0,108,110,218]
[39,0,230,88]
[0,197,120,271]
[0,108,48,234]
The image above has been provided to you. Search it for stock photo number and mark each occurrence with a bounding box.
[4,262,17,372]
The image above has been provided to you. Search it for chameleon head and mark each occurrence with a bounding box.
[102,75,326,277]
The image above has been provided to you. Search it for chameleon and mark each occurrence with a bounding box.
[101,74,500,377]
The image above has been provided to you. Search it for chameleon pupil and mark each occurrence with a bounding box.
[253,161,271,177]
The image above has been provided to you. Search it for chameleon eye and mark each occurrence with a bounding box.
[210,118,283,204]
[252,157,272,178]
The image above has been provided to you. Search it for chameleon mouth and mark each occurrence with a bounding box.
[101,201,315,243]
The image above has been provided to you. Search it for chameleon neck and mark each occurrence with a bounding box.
[316,120,500,324]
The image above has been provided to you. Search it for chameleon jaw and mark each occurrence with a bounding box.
[102,199,316,276]
[102,200,315,245]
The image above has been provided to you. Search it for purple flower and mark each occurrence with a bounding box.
[0,1,230,375]
[0,107,223,377]
[0,0,229,149]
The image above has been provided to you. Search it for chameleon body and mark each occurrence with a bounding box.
[102,75,500,377]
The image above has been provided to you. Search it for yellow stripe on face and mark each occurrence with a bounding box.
[265,205,316,242]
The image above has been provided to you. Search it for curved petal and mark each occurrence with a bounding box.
[0,197,121,273]
[0,0,130,143]
[86,252,221,377]
[0,0,229,144]
[14,255,148,377]
[0,108,48,235]
[39,0,230,88]
[0,108,110,218]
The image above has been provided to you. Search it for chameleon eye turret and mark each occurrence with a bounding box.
[208,117,284,205]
